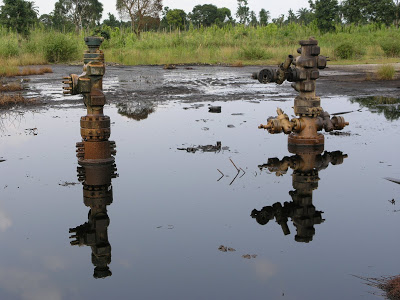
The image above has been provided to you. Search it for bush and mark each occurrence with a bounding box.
[44,33,79,63]
[0,39,20,58]
[239,47,271,60]
[380,40,400,57]
[376,65,395,80]
[334,42,355,59]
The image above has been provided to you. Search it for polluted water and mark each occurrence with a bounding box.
[0,62,399,299]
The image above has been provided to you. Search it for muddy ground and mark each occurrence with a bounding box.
[7,63,400,109]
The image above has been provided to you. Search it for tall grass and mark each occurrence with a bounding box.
[0,23,399,67]
[376,64,396,80]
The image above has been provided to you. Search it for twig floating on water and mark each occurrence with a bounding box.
[229,158,240,172]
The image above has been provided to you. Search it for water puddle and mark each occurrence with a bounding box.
[0,71,399,299]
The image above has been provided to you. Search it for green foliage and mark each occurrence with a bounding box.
[334,42,356,59]
[236,0,250,24]
[0,0,38,36]
[376,64,395,80]
[239,46,271,60]
[53,0,103,32]
[249,11,258,26]
[0,39,20,57]
[189,4,229,27]
[350,96,400,121]
[296,8,314,25]
[341,0,395,25]
[166,9,187,29]
[93,27,111,40]
[259,9,270,26]
[102,13,121,28]
[43,33,79,62]
[309,0,339,32]
[380,40,400,57]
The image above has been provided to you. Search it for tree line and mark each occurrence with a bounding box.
[0,0,399,38]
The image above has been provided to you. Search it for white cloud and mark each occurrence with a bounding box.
[0,268,63,300]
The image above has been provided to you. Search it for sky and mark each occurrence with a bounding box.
[0,0,312,21]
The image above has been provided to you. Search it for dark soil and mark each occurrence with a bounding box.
[2,64,400,110]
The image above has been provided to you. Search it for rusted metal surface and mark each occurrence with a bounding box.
[254,38,349,149]
[70,162,118,278]
[253,150,347,243]
[63,36,116,163]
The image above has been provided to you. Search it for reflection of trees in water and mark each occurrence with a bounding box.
[350,96,400,121]
[0,111,27,132]
[117,100,155,121]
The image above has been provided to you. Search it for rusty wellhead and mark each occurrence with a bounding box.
[254,150,348,243]
[253,38,349,150]
[70,162,118,278]
[62,36,116,164]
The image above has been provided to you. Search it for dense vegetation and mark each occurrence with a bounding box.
[0,0,399,68]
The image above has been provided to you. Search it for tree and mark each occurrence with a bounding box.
[0,0,37,36]
[53,0,103,32]
[249,11,258,26]
[236,0,250,24]
[160,6,169,28]
[272,14,285,27]
[286,9,297,24]
[189,4,219,27]
[309,0,340,32]
[296,8,314,25]
[217,7,233,24]
[166,9,186,29]
[341,0,395,25]
[116,0,163,37]
[395,0,400,27]
[103,13,121,28]
[259,9,270,26]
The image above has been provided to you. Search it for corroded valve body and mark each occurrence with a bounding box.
[63,36,116,163]
[69,162,118,278]
[253,38,349,148]
[253,149,347,243]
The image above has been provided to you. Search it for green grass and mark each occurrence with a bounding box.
[376,64,396,80]
[0,23,399,68]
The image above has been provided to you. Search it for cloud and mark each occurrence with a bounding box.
[254,259,278,281]
[0,208,12,232]
[0,268,63,300]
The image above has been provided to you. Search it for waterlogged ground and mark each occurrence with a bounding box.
[0,65,399,300]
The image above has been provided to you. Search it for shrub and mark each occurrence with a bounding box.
[380,40,400,57]
[334,42,355,59]
[376,65,395,80]
[239,47,271,60]
[0,39,20,58]
[44,33,79,63]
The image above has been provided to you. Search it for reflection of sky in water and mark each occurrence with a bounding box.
[0,98,399,299]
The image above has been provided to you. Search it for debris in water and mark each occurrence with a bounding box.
[242,254,257,259]
[218,245,227,252]
[385,177,400,185]
[354,274,400,300]
[59,181,79,187]
[227,124,235,128]
[117,100,155,121]
[24,128,38,135]
[218,245,236,252]
[163,64,176,70]
[329,131,352,136]
[177,141,225,153]
[208,106,221,113]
